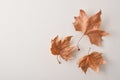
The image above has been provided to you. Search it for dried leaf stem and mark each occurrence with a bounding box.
[57,55,61,64]
[77,33,84,51]
[88,47,91,54]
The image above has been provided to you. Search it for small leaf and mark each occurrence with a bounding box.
[50,35,76,61]
[78,52,106,73]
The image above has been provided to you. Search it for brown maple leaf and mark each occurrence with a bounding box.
[78,52,106,73]
[73,9,109,46]
[50,35,76,61]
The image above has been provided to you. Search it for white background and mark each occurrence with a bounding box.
[0,0,120,80]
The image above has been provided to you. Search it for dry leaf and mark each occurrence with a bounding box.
[78,52,106,73]
[51,35,76,61]
[73,9,109,46]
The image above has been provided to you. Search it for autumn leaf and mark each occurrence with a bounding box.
[50,35,76,62]
[73,9,109,46]
[78,52,106,73]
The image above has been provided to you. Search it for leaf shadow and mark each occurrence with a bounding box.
[99,53,111,73]
[101,14,110,30]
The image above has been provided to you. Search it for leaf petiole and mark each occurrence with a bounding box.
[88,47,91,54]
[77,33,84,51]
[57,55,61,64]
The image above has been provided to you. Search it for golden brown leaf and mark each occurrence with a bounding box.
[78,52,106,73]
[50,35,76,61]
[73,9,108,46]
